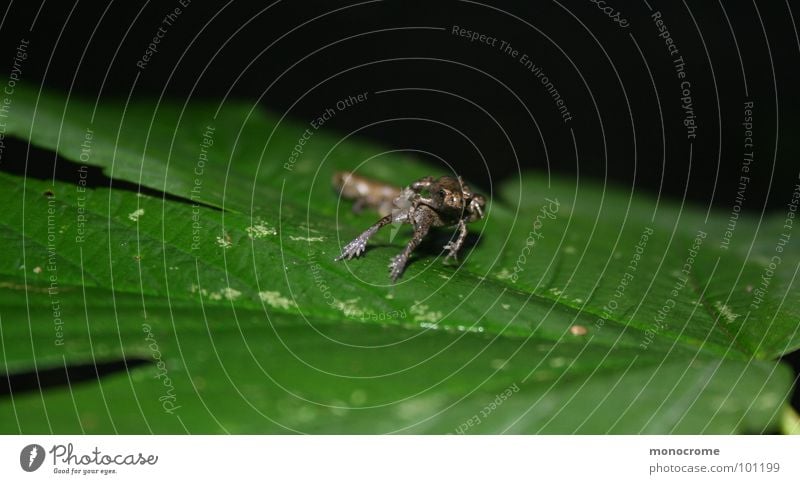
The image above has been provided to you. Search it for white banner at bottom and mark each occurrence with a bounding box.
[1,435,798,482]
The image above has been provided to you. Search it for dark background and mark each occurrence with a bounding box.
[1,0,798,212]
[1,1,799,411]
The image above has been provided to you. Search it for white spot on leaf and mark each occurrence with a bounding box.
[496,268,513,280]
[221,287,241,301]
[259,290,296,310]
[350,390,367,405]
[337,298,367,318]
[714,301,741,324]
[246,223,277,239]
[289,235,325,242]
[569,325,588,336]
[128,208,145,222]
[216,234,232,249]
[410,302,443,324]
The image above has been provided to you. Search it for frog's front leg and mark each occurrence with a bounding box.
[336,206,412,261]
[335,214,394,261]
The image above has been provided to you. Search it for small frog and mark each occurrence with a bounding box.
[334,173,486,281]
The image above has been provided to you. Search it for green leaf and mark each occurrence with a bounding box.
[0,86,797,433]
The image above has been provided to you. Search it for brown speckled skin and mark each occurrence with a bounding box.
[334,174,486,281]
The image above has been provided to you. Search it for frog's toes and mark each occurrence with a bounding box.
[388,254,408,281]
[335,238,367,261]
[442,242,460,263]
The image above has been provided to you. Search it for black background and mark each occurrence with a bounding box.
[1,0,798,212]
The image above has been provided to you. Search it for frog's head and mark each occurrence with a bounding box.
[437,187,464,211]
[430,177,465,213]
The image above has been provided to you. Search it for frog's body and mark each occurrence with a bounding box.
[334,174,486,281]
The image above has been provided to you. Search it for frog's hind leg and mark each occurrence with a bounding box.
[389,217,433,282]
